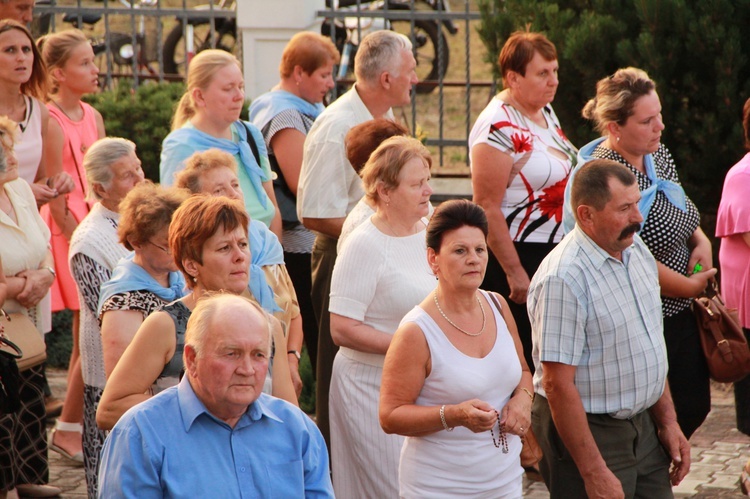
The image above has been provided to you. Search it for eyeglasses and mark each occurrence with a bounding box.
[147,240,170,254]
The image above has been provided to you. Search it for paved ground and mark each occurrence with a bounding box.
[45,368,750,498]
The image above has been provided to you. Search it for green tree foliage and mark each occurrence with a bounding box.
[477,0,750,216]
[84,81,186,182]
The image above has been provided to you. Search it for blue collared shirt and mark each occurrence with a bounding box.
[98,377,333,498]
[528,227,668,419]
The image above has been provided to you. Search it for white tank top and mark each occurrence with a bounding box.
[15,95,44,184]
[398,290,524,498]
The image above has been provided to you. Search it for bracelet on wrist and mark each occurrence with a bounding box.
[519,387,534,402]
[439,404,453,432]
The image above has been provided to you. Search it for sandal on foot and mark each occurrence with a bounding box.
[49,421,83,466]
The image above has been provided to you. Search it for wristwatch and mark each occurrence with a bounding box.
[43,266,56,278]
[287,350,301,361]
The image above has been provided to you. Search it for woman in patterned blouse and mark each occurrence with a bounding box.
[98,183,188,380]
[469,31,577,373]
[563,67,717,438]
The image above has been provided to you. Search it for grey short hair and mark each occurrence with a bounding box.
[83,137,136,202]
[184,294,273,360]
[0,146,6,173]
[354,30,412,83]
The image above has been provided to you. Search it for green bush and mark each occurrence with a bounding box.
[477,0,750,218]
[299,347,316,415]
[84,81,186,182]
[46,310,73,368]
[84,81,252,183]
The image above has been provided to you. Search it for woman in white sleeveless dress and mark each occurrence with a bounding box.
[380,199,534,498]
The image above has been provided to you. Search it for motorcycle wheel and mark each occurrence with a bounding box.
[163,20,237,77]
[390,19,449,94]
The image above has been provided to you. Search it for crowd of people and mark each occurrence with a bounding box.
[0,0,749,497]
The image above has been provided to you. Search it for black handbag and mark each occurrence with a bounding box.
[242,121,300,227]
[0,333,23,414]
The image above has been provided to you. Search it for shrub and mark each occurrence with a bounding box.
[84,81,185,182]
[46,310,73,368]
[477,0,750,218]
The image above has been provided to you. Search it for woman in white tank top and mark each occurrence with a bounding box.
[380,199,534,498]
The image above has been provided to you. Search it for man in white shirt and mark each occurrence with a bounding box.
[296,29,417,446]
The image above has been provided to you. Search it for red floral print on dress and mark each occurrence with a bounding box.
[511,133,533,153]
[538,177,568,223]
[555,126,569,142]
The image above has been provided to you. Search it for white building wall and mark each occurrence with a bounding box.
[236,0,326,99]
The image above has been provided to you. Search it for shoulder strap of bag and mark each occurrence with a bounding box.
[488,291,503,314]
[242,121,262,166]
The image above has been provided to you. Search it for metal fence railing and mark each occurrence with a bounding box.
[318,0,495,172]
[33,0,237,88]
[33,0,495,171]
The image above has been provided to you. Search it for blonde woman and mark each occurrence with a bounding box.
[160,50,282,239]
[38,28,106,465]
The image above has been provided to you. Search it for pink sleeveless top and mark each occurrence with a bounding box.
[46,101,99,222]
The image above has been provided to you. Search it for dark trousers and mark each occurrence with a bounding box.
[284,251,319,372]
[663,307,711,439]
[532,395,673,499]
[735,328,750,435]
[482,241,556,373]
[310,234,338,450]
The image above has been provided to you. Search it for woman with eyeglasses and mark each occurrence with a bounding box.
[98,183,188,383]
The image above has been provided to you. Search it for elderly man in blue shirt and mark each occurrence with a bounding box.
[527,159,690,499]
[97,294,333,498]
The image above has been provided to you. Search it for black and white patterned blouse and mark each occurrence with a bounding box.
[591,144,700,316]
[99,290,168,321]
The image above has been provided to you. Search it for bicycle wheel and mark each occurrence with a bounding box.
[163,20,237,77]
[389,19,449,94]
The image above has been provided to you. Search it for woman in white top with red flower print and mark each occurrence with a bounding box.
[469,31,576,374]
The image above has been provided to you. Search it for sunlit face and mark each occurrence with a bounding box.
[196,63,245,125]
[199,166,244,202]
[0,28,34,86]
[614,90,665,158]
[185,303,270,425]
[586,178,644,259]
[99,150,145,211]
[429,225,488,287]
[298,59,335,104]
[136,225,177,275]
[510,51,558,110]
[56,41,99,95]
[189,225,250,294]
[388,48,418,108]
[385,156,432,223]
[0,0,35,24]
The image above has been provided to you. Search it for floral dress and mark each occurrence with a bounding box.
[469,97,578,243]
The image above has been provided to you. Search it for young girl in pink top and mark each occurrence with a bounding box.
[39,29,105,465]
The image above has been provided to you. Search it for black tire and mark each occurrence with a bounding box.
[390,19,449,94]
[162,20,237,77]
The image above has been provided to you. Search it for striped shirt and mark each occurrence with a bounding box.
[528,227,667,419]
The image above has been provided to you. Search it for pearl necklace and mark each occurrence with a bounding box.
[433,291,486,337]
